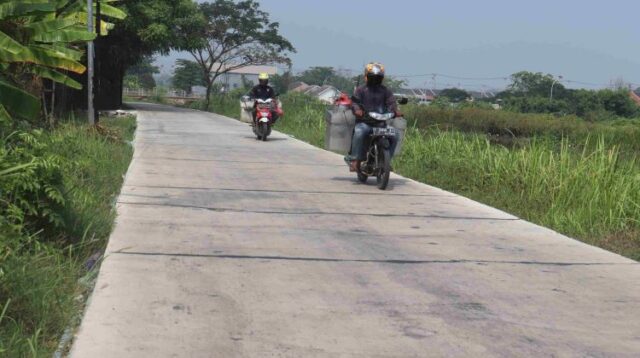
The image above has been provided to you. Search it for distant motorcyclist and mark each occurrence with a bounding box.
[249,73,279,123]
[346,62,402,172]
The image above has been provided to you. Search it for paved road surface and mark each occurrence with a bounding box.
[71,103,640,357]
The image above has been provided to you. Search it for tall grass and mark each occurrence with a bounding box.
[206,93,640,260]
[395,129,640,259]
[403,105,640,154]
[0,116,136,356]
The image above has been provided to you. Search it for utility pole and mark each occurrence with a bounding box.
[550,75,563,102]
[87,0,94,125]
[94,0,101,123]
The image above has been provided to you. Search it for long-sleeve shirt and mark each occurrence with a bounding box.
[352,84,397,122]
[249,85,275,100]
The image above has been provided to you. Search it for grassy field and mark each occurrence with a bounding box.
[204,92,639,261]
[0,116,136,356]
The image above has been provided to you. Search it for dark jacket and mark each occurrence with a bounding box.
[250,84,276,100]
[352,84,397,123]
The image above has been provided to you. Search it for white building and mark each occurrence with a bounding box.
[290,82,340,104]
[217,65,279,91]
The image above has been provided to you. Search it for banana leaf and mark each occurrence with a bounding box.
[0,2,55,20]
[0,47,86,73]
[31,26,96,43]
[31,44,83,61]
[0,30,24,55]
[30,65,82,89]
[24,18,77,33]
[0,80,40,120]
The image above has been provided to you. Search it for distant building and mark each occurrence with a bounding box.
[216,65,279,90]
[289,81,310,93]
[289,82,340,103]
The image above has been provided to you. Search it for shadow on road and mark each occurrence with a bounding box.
[330,176,411,190]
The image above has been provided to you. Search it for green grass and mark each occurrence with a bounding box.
[394,129,640,259]
[206,92,639,260]
[403,105,640,154]
[0,115,136,357]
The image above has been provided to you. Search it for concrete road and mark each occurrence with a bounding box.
[71,103,640,357]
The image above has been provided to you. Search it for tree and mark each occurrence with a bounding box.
[439,88,470,103]
[508,71,566,99]
[297,67,335,85]
[384,77,408,92]
[598,89,639,118]
[182,0,295,109]
[270,71,294,94]
[56,0,203,111]
[125,56,160,90]
[172,59,205,94]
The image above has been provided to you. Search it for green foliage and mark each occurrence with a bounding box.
[500,71,640,119]
[270,71,293,95]
[506,71,566,98]
[0,115,136,356]
[402,105,640,153]
[598,89,639,118]
[0,0,125,122]
[125,56,159,90]
[439,88,470,102]
[383,77,408,92]
[296,67,336,86]
[172,59,205,94]
[0,131,66,234]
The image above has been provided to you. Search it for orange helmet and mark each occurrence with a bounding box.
[364,62,385,85]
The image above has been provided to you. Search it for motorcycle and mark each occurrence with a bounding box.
[252,98,275,141]
[350,97,408,190]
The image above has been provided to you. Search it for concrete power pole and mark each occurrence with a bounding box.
[87,0,94,125]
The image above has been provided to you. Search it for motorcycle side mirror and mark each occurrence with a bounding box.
[397,97,409,105]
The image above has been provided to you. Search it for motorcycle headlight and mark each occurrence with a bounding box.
[369,112,394,121]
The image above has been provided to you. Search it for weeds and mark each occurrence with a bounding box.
[0,115,135,356]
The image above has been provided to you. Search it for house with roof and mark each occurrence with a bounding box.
[288,81,309,92]
[217,65,279,91]
[305,85,340,104]
[289,82,340,103]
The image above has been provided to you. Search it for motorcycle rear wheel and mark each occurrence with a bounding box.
[376,147,391,190]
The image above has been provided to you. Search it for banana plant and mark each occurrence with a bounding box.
[0,0,126,121]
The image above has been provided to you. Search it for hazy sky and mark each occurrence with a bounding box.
[159,0,640,89]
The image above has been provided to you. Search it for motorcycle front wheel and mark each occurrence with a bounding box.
[260,123,269,141]
[376,147,391,190]
[357,170,368,183]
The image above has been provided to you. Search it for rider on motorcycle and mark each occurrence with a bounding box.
[249,73,279,124]
[345,62,402,172]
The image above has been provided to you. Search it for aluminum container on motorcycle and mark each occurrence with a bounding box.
[239,98,282,123]
[389,116,407,155]
[324,105,356,152]
[325,105,407,156]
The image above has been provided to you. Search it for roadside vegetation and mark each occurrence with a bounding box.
[0,115,136,356]
[0,1,138,355]
[202,91,640,261]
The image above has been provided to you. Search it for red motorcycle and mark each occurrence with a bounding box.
[252,98,282,141]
